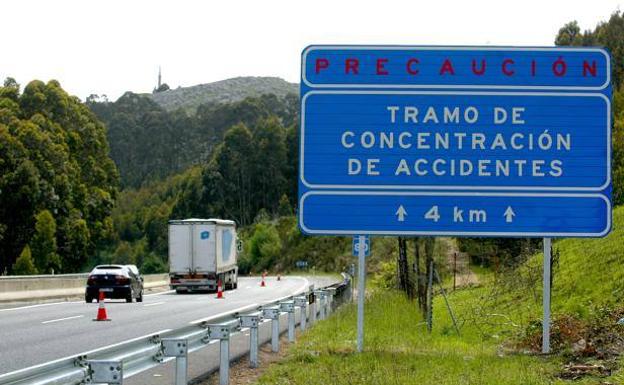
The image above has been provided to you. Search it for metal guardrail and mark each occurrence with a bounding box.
[0,274,352,385]
[0,273,90,280]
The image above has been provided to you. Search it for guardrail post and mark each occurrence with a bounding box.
[315,290,326,320]
[294,296,308,331]
[207,320,241,385]
[326,288,336,315]
[280,301,296,342]
[161,338,188,385]
[239,312,262,368]
[262,306,281,352]
[87,360,123,384]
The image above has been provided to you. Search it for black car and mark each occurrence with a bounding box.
[85,264,144,303]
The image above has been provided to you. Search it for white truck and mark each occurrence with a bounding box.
[168,218,238,293]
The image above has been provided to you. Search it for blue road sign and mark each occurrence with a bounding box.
[299,46,612,238]
[352,236,370,256]
[301,91,610,191]
[301,192,610,237]
[302,46,610,90]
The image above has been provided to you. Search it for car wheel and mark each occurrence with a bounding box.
[85,296,92,303]
[137,291,143,302]
[126,291,133,303]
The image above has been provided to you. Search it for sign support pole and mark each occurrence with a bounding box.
[356,235,366,353]
[542,237,552,354]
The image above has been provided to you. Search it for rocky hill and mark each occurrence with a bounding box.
[148,76,298,113]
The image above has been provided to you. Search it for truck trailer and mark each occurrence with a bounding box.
[168,218,238,293]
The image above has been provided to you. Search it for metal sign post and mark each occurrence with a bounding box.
[356,235,366,352]
[542,237,552,354]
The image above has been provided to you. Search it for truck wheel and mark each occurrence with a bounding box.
[137,291,143,302]
[175,289,185,294]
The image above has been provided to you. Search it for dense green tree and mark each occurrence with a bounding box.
[556,12,624,90]
[278,194,293,217]
[12,245,37,275]
[202,123,255,225]
[88,93,298,189]
[30,210,61,273]
[0,79,118,273]
[247,223,281,272]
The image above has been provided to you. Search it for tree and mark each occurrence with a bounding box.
[278,194,293,217]
[555,21,583,46]
[555,12,624,90]
[12,245,37,275]
[248,223,281,272]
[31,210,61,273]
[0,79,118,273]
[63,216,90,271]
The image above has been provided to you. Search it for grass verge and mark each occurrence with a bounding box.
[255,290,566,385]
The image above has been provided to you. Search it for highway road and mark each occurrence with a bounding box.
[0,275,336,375]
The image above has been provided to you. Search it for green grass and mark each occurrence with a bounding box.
[255,206,624,384]
[256,291,560,385]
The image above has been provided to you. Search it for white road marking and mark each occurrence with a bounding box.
[0,290,174,312]
[190,303,260,325]
[0,301,78,313]
[245,286,252,289]
[263,277,310,305]
[143,301,165,307]
[41,315,84,324]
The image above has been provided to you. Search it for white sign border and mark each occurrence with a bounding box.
[299,90,612,192]
[299,191,612,238]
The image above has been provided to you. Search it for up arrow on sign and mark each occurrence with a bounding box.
[504,206,516,223]
[395,205,407,222]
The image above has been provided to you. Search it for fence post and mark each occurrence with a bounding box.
[262,306,281,353]
[87,360,123,384]
[207,320,241,385]
[161,338,188,385]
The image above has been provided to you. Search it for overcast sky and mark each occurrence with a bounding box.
[1,0,622,100]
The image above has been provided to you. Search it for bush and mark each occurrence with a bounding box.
[12,245,38,275]
[248,223,281,272]
[141,254,167,274]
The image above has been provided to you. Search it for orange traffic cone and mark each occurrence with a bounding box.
[261,272,266,287]
[216,280,224,299]
[94,291,110,321]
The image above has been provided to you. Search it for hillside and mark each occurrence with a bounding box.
[88,92,298,189]
[148,76,298,114]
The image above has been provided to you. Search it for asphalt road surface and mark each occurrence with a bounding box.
[0,275,337,375]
